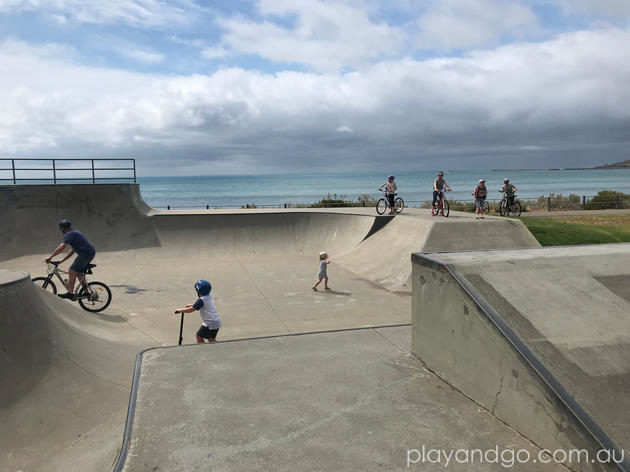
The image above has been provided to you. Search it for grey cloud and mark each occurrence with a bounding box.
[1,27,629,174]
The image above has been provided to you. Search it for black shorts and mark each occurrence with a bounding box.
[387,193,395,206]
[197,325,219,339]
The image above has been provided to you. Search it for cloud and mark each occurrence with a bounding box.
[215,0,405,71]
[1,28,629,173]
[0,0,203,28]
[416,0,540,50]
[120,48,165,64]
[201,46,229,60]
[554,0,630,21]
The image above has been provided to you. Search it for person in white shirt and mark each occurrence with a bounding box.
[174,280,221,343]
[312,252,330,291]
[378,175,398,215]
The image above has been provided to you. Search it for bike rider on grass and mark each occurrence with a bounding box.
[45,219,95,300]
[499,178,518,208]
[432,172,452,215]
[378,175,398,215]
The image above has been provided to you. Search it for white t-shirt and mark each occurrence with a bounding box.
[192,294,221,329]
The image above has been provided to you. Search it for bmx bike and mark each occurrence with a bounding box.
[499,193,522,217]
[376,189,404,215]
[32,261,112,312]
[432,190,450,217]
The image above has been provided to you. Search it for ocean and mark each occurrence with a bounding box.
[137,169,630,209]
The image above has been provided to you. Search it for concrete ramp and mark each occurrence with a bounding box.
[117,327,564,472]
[411,245,630,471]
[151,212,379,257]
[0,270,155,472]
[0,184,155,261]
[338,213,540,292]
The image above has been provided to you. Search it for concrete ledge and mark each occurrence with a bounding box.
[0,269,29,287]
[411,252,628,472]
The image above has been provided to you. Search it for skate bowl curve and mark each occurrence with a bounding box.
[0,269,156,472]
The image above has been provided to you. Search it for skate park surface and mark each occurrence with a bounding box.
[412,245,630,462]
[1,183,624,471]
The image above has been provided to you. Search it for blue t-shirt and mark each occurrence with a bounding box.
[63,229,95,257]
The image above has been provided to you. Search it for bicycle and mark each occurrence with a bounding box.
[432,190,450,217]
[376,189,404,215]
[499,192,522,217]
[32,261,112,312]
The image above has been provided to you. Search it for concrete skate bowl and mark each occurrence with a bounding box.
[0,270,155,472]
[0,183,390,262]
[0,183,545,472]
[411,245,630,472]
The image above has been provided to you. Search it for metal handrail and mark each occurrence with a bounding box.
[0,158,136,184]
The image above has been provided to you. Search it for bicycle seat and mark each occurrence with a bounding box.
[82,264,96,275]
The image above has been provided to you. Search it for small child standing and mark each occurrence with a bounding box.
[174,279,221,343]
[312,252,330,291]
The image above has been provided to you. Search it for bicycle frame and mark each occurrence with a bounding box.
[437,192,447,208]
[45,264,90,298]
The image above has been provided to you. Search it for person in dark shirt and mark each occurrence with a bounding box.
[45,219,96,300]
[472,179,488,219]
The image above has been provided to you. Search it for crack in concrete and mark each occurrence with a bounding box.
[492,374,504,415]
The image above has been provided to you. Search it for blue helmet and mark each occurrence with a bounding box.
[58,219,72,229]
[388,175,395,180]
[194,280,211,296]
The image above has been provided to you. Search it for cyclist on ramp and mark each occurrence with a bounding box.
[45,219,95,300]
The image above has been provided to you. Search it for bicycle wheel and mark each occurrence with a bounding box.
[442,199,450,217]
[512,201,522,217]
[394,197,404,213]
[78,281,112,312]
[483,200,490,215]
[32,277,57,294]
[499,199,507,216]
[376,198,387,215]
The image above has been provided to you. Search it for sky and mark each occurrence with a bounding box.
[1,0,629,176]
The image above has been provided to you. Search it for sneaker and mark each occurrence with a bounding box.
[58,292,75,300]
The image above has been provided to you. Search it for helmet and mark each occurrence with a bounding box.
[319,251,328,259]
[387,175,395,180]
[58,219,72,229]
[437,171,444,176]
[479,178,486,183]
[194,280,212,296]
[504,178,509,183]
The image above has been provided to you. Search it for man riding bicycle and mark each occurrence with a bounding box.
[499,178,519,208]
[432,172,452,214]
[45,219,96,300]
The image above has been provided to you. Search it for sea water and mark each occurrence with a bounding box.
[137,169,630,209]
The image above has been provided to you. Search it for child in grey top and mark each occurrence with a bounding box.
[312,252,330,291]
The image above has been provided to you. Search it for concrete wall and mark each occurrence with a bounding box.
[0,184,155,261]
[411,254,623,472]
[0,184,380,261]
[0,270,153,472]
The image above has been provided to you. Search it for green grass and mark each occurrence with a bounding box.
[522,216,630,246]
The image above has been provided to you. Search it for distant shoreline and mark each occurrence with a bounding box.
[491,159,630,172]
[490,167,629,172]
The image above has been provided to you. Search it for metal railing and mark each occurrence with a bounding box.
[0,158,136,184]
